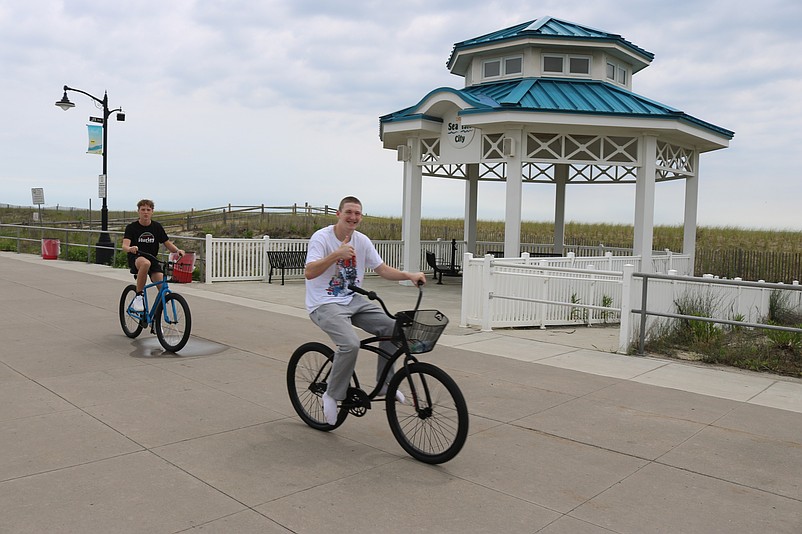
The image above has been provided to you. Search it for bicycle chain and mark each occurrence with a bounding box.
[345,387,370,417]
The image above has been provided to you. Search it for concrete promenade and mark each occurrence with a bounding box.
[1,251,801,533]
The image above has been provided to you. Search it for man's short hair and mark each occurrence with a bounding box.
[338,196,361,211]
[137,199,155,209]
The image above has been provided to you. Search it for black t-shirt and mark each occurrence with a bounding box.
[124,220,169,258]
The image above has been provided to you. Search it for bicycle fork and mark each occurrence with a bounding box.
[400,357,432,418]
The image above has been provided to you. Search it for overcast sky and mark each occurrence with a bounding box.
[2,0,801,229]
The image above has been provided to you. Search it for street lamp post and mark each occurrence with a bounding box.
[55,85,125,265]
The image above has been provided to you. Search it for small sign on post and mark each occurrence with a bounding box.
[98,174,107,199]
[31,187,45,232]
[31,187,45,205]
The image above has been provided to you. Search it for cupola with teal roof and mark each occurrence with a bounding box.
[446,16,653,89]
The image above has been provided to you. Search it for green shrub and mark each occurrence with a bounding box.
[64,247,89,262]
[674,291,724,343]
[766,322,802,353]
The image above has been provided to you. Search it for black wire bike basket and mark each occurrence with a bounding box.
[394,309,449,354]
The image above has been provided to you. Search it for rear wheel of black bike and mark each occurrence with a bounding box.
[287,342,349,431]
[154,293,191,352]
[119,284,144,338]
[386,362,468,464]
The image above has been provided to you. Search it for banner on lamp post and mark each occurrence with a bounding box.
[87,124,103,155]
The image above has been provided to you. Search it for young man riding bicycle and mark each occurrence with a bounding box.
[304,196,426,425]
[122,199,184,312]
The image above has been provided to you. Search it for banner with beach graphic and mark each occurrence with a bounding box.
[87,124,103,155]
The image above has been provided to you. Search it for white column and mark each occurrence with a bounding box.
[504,129,523,257]
[464,163,479,253]
[633,135,657,273]
[554,164,568,255]
[683,151,700,275]
[401,138,422,274]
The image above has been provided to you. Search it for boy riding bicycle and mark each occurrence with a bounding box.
[122,199,184,312]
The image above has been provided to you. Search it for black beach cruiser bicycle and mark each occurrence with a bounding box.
[286,283,468,464]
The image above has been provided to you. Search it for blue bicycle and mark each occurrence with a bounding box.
[118,251,192,352]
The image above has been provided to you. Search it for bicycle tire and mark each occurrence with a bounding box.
[386,362,468,464]
[154,293,191,352]
[119,284,144,338]
[286,342,349,431]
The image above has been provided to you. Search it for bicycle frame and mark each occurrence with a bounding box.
[137,277,175,326]
[340,284,430,411]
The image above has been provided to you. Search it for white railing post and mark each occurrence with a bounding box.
[481,254,493,332]
[459,252,473,328]
[618,264,635,353]
[262,235,270,281]
[587,264,596,326]
[538,259,548,329]
[205,233,213,284]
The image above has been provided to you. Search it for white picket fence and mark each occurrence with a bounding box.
[204,235,481,282]
[203,234,802,354]
[203,234,692,283]
[460,254,627,330]
[460,252,802,353]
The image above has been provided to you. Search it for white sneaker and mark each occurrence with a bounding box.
[322,392,338,426]
[378,385,406,405]
[131,294,145,312]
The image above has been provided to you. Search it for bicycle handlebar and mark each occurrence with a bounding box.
[348,282,424,319]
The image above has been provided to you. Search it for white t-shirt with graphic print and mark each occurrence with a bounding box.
[304,226,384,313]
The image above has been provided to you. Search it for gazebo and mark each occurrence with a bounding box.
[379,16,734,273]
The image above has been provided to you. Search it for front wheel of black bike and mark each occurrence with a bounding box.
[287,342,350,431]
[386,362,468,464]
[119,284,144,338]
[154,293,191,352]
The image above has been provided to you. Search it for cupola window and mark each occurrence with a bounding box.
[542,54,591,76]
[482,55,523,80]
[606,60,628,85]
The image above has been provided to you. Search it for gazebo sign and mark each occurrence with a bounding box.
[445,116,475,148]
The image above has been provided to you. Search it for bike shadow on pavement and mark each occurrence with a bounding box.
[127,337,229,359]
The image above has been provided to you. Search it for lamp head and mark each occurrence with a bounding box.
[55,91,75,111]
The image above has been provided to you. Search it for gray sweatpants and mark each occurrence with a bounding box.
[309,295,397,401]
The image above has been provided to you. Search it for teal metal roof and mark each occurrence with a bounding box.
[380,78,734,139]
[447,16,654,69]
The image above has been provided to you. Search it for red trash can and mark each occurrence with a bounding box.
[169,252,196,283]
[41,239,60,260]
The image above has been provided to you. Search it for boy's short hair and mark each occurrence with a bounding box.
[137,199,155,209]
[338,196,361,211]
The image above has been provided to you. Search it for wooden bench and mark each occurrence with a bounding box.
[425,251,461,284]
[266,250,307,285]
